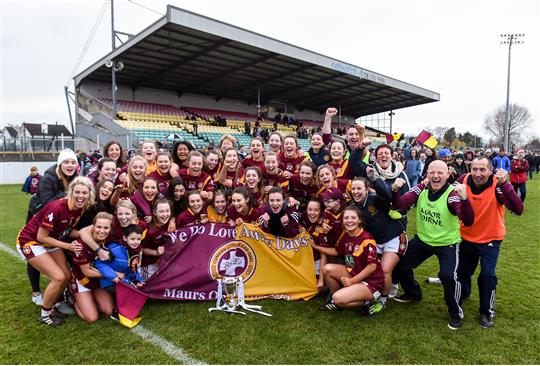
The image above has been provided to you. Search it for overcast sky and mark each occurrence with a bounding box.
[1,0,539,140]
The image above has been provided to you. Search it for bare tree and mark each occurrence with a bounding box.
[483,103,533,147]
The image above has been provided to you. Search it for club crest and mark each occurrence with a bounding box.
[209,240,256,282]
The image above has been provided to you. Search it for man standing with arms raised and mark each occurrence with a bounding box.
[390,160,474,330]
[456,157,523,328]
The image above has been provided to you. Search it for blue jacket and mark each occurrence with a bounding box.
[405,159,422,183]
[94,242,143,288]
[352,177,406,243]
[492,155,511,172]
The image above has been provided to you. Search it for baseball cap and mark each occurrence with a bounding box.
[320,187,343,202]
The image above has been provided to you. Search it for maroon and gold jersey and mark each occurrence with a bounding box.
[278,152,306,174]
[289,175,318,209]
[226,205,265,225]
[251,190,264,207]
[178,168,214,193]
[328,159,350,179]
[107,217,147,244]
[336,229,384,290]
[204,162,222,182]
[262,168,289,190]
[300,213,325,259]
[316,178,351,202]
[321,208,344,247]
[147,170,173,196]
[224,166,245,189]
[71,239,99,289]
[240,157,265,171]
[17,198,83,246]
[142,223,170,266]
[206,205,228,223]
[175,208,203,227]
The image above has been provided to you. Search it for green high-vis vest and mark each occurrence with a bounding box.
[416,185,461,246]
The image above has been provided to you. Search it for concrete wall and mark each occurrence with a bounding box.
[1,161,56,185]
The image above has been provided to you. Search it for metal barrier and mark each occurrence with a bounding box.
[0,137,99,161]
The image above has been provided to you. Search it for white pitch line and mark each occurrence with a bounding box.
[0,241,204,365]
[131,325,205,365]
[0,241,20,260]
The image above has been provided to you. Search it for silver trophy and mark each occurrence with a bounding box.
[222,276,241,310]
[208,276,272,316]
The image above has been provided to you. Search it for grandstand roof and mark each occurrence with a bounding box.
[75,6,439,117]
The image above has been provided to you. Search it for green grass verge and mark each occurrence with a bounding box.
[1,179,539,364]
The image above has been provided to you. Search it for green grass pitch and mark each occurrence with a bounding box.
[1,179,539,364]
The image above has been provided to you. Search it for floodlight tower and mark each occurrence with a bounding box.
[500,33,524,152]
[388,111,395,134]
[111,0,118,119]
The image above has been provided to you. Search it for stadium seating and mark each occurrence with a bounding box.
[98,98,313,151]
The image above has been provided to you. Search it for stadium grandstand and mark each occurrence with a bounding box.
[73,5,439,151]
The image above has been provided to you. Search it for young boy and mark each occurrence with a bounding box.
[94,224,145,292]
[22,166,42,195]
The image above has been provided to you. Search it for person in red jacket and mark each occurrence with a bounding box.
[510,148,529,202]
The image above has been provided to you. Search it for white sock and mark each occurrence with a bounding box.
[41,307,52,317]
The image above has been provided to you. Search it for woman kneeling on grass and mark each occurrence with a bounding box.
[16,177,95,326]
[71,212,115,323]
[311,206,385,312]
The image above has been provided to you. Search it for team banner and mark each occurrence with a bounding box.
[142,223,318,301]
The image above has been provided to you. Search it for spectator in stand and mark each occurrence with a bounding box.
[22,166,42,195]
[510,148,529,202]
[238,145,247,160]
[492,148,511,173]
[283,115,289,125]
[252,126,261,138]
[244,120,252,136]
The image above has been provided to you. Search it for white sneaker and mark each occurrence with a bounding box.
[32,293,43,306]
[388,284,399,298]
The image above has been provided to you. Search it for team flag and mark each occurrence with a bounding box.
[116,281,149,328]
[142,223,318,301]
[416,129,438,148]
[385,133,402,144]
